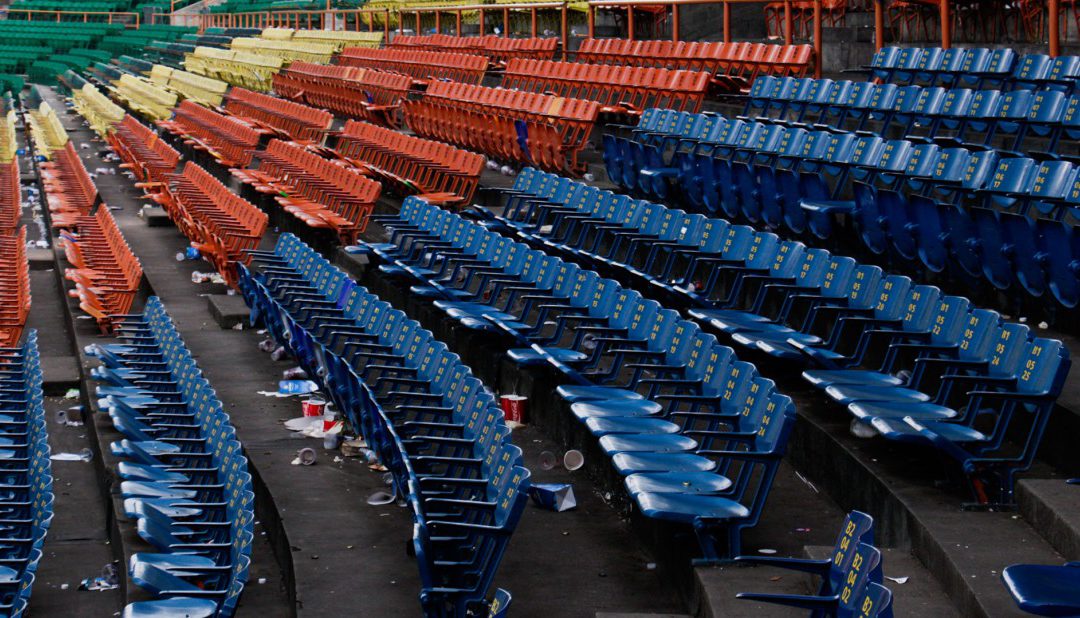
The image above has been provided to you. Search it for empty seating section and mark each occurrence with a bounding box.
[0,332,54,616]
[39,142,100,229]
[0,230,31,348]
[260,27,384,52]
[86,298,254,618]
[336,120,484,206]
[238,234,529,615]
[224,88,333,144]
[72,83,126,138]
[504,59,710,114]
[183,46,283,92]
[272,62,411,128]
[159,100,261,168]
[350,196,797,560]
[486,166,1073,506]
[337,48,488,86]
[0,110,16,236]
[575,40,814,93]
[403,80,599,175]
[866,47,1080,90]
[230,37,336,64]
[26,104,68,160]
[607,91,1080,309]
[61,207,143,333]
[0,110,12,168]
[112,75,179,123]
[108,115,181,186]
[155,162,267,287]
[390,35,559,64]
[232,138,381,243]
[0,159,18,235]
[148,65,229,108]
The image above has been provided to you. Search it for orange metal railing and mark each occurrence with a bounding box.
[587,0,821,77]
[6,8,141,27]
[871,0,1063,56]
[396,2,570,49]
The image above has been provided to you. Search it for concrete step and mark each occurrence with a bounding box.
[1017,478,1080,561]
[804,545,956,615]
[788,398,1064,618]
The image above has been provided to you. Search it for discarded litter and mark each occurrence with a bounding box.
[528,483,576,512]
[537,449,584,471]
[56,407,84,427]
[283,367,309,381]
[270,346,288,361]
[291,448,317,466]
[79,563,118,591]
[258,380,320,398]
[51,448,93,462]
[63,389,79,400]
[175,247,201,261]
[191,271,226,285]
[794,470,820,494]
[757,549,778,555]
[367,490,396,506]
[849,419,877,439]
[885,576,909,585]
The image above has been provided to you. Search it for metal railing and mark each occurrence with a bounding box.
[6,8,141,27]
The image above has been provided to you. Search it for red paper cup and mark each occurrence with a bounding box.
[500,395,527,424]
[323,410,339,432]
[302,398,326,418]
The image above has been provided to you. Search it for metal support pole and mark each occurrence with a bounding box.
[627,5,634,40]
[672,4,679,40]
[723,1,730,41]
[1050,0,1061,57]
[784,0,793,44]
[874,0,884,50]
[940,0,950,49]
[814,0,822,78]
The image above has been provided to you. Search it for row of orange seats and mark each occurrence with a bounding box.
[61,207,142,334]
[0,228,30,348]
[232,139,381,244]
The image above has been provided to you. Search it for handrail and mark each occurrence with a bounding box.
[6,8,141,28]
[396,2,570,50]
[587,0,821,77]
[872,0,1063,57]
[178,8,391,37]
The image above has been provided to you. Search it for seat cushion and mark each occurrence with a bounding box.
[625,471,733,495]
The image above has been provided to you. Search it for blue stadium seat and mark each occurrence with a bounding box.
[1002,562,1080,616]
[238,235,529,616]
[86,299,253,617]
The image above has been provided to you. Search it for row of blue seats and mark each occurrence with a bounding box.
[735,511,892,617]
[86,298,255,618]
[603,110,1080,309]
[349,198,797,562]
[744,78,1077,153]
[236,234,527,617]
[0,332,52,618]
[867,47,1079,91]
[479,168,1073,507]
